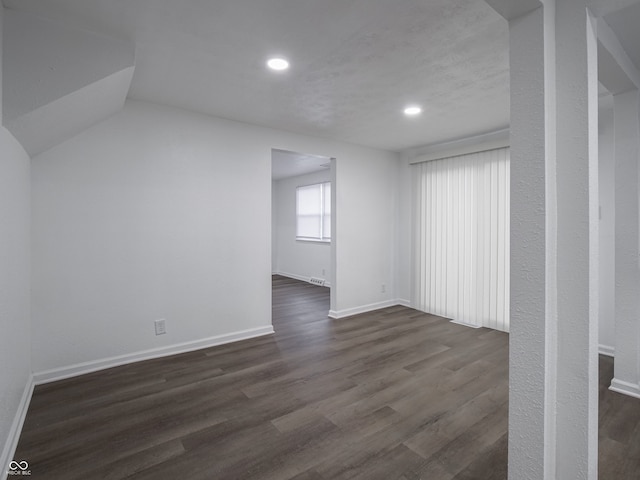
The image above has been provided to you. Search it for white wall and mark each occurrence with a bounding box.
[611,89,640,399]
[0,4,33,466]
[32,99,400,375]
[332,147,399,316]
[272,180,278,270]
[599,95,616,353]
[273,170,332,284]
[396,156,413,306]
[31,100,273,375]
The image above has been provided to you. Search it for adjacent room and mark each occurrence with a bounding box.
[271,148,334,304]
[2,0,640,478]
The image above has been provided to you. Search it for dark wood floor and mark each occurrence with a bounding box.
[10,275,640,479]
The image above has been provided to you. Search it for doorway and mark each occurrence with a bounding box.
[271,148,335,315]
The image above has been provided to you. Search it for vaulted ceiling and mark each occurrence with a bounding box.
[2,0,510,153]
[2,0,640,155]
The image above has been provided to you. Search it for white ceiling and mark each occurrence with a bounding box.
[603,2,640,72]
[3,0,510,152]
[272,150,330,181]
[3,0,640,154]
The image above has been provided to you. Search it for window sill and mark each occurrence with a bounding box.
[296,238,331,245]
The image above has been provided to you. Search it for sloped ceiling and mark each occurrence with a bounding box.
[2,10,134,156]
[3,0,640,155]
[3,0,510,152]
[604,2,640,72]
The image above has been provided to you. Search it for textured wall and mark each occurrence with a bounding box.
[507,5,552,478]
[612,90,640,396]
[598,96,615,352]
[32,99,400,374]
[0,125,31,471]
[507,1,600,478]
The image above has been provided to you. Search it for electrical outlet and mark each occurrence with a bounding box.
[322,269,326,276]
[154,319,166,335]
[381,284,386,293]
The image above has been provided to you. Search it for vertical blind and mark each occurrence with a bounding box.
[412,147,510,332]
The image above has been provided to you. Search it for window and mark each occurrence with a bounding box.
[296,182,331,242]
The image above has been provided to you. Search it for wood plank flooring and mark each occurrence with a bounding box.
[9,275,640,479]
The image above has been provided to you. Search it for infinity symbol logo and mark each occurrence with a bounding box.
[9,461,28,471]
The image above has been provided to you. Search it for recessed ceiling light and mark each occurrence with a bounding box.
[404,105,422,116]
[267,57,290,71]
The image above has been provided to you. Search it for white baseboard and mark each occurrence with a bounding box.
[273,271,332,288]
[599,344,615,357]
[328,300,404,319]
[33,326,275,385]
[610,378,640,399]
[1,374,34,476]
[396,299,411,308]
[450,319,482,329]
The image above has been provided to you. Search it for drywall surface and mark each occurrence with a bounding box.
[0,5,2,125]
[273,170,331,283]
[3,10,133,122]
[0,126,31,470]
[3,10,134,156]
[394,156,412,306]
[598,96,615,352]
[7,66,134,157]
[507,5,554,479]
[331,145,399,315]
[612,90,640,396]
[32,99,400,373]
[553,2,599,478]
[271,180,278,271]
[31,101,273,372]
